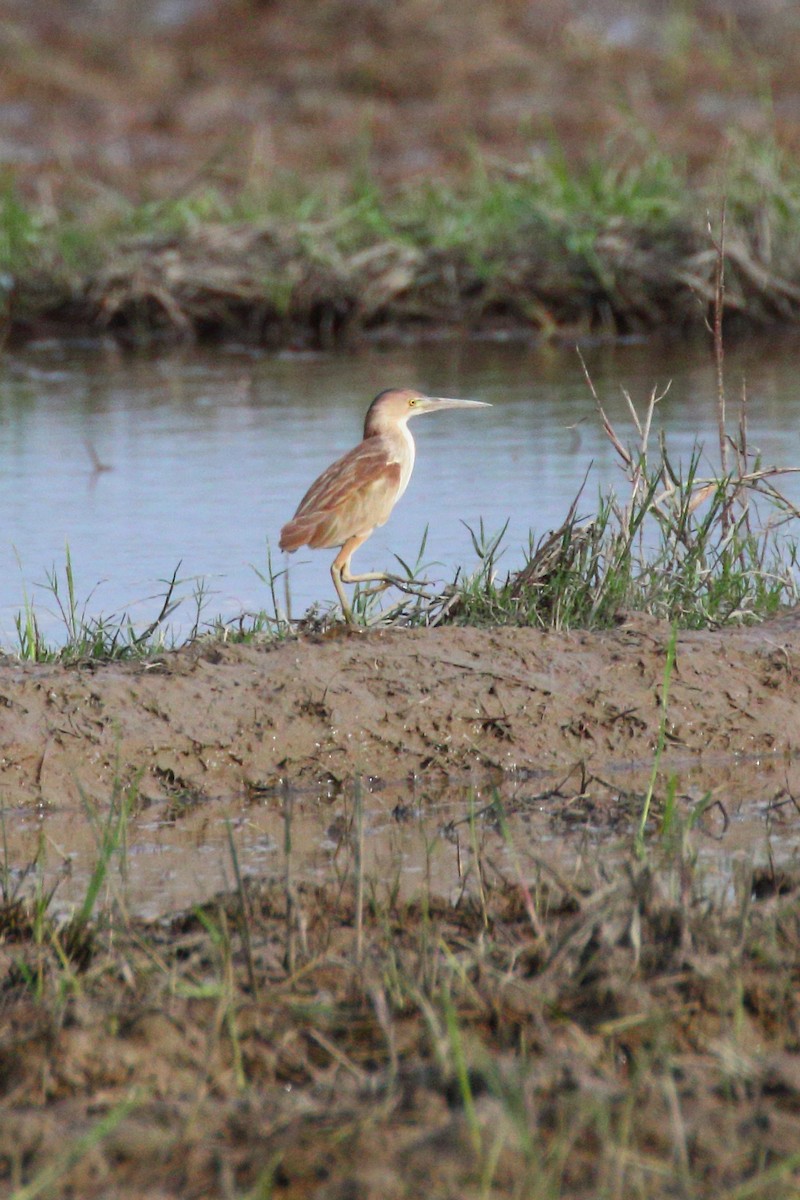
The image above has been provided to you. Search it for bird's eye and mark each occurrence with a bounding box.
[408,397,417,407]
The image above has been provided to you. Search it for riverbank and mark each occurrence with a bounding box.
[2,613,800,807]
[2,614,800,1198]
[5,159,800,348]
[4,1,800,346]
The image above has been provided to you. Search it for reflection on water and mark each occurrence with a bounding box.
[5,758,800,920]
[1,333,800,641]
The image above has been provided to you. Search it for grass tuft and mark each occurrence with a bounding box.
[11,551,190,662]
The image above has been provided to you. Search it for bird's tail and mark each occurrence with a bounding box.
[279,515,318,553]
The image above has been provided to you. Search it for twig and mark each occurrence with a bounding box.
[708,202,730,522]
[131,562,183,646]
[577,348,632,469]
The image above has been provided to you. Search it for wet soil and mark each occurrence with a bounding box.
[2,613,799,809]
[2,619,800,1197]
[1,861,799,1200]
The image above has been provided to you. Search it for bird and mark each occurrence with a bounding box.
[280,387,490,623]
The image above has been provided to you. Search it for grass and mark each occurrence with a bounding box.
[11,550,201,662]
[7,1093,143,1200]
[636,624,678,850]
[4,129,800,343]
[431,411,799,633]
[2,764,799,1198]
[382,136,688,266]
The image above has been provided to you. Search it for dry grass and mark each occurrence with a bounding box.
[2,825,799,1198]
[6,199,800,348]
[5,1,800,198]
[4,3,800,344]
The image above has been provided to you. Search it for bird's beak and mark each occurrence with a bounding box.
[421,396,491,412]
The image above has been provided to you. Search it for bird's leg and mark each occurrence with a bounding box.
[331,534,401,624]
[331,561,355,625]
[331,535,374,625]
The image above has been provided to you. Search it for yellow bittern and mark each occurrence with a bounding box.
[280,387,490,623]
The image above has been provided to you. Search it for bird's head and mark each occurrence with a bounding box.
[364,388,490,437]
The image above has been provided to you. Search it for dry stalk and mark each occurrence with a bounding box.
[583,327,800,560]
[354,777,365,964]
[730,377,755,544]
[577,348,631,468]
[708,203,731,540]
[283,780,297,975]
[579,348,674,534]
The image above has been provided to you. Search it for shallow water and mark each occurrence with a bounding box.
[7,757,800,920]
[2,332,800,642]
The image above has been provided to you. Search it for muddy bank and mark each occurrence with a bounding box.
[2,614,798,808]
[6,0,800,345]
[13,215,800,349]
[9,226,800,360]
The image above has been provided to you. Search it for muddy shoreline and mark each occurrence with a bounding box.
[9,215,800,350]
[3,613,798,809]
[3,612,800,1198]
[6,0,800,348]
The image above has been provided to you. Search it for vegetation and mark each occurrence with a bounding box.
[4,131,800,344]
[440,386,800,632]
[13,550,189,664]
[3,8,800,1197]
[2,770,799,1199]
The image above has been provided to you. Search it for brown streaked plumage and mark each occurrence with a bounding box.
[280,387,490,623]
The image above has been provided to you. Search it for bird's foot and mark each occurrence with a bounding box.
[365,600,409,626]
[350,576,436,626]
[358,580,393,600]
[385,575,433,596]
[358,576,432,600]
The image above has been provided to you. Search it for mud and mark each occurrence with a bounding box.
[2,613,799,809]
[3,619,800,1198]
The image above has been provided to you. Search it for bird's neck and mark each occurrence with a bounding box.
[364,417,416,499]
[364,408,397,439]
[394,421,416,499]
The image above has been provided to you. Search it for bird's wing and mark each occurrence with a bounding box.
[293,440,401,518]
[281,440,402,551]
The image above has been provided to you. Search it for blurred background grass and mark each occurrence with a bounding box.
[1,0,798,202]
[2,1,800,340]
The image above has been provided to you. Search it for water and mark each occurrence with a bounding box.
[1,332,800,642]
[7,761,800,920]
